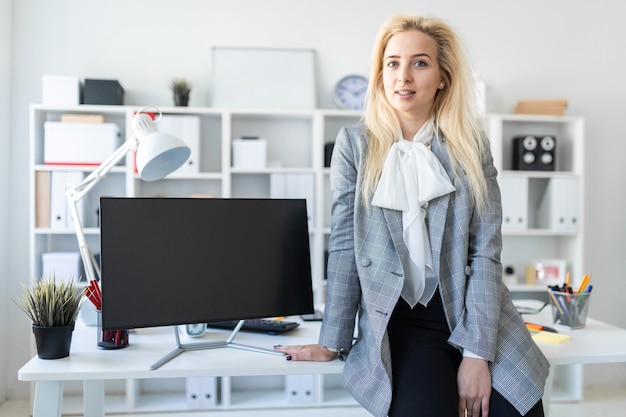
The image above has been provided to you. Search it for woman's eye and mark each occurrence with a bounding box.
[413,60,427,67]
[386,61,399,68]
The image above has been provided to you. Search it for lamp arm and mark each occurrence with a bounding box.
[65,136,138,284]
[70,137,138,202]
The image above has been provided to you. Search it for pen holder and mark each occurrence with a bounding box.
[97,310,129,349]
[549,290,591,329]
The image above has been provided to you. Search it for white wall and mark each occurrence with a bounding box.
[5,0,626,400]
[0,0,12,405]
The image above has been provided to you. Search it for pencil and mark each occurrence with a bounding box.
[576,274,590,294]
[549,290,565,315]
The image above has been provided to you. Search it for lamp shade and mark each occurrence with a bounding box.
[132,113,191,181]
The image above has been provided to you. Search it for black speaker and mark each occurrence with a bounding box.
[512,135,556,171]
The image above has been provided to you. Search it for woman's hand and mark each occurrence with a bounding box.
[273,344,338,361]
[457,357,491,417]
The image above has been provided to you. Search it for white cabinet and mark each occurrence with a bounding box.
[28,103,362,413]
[487,113,586,402]
[487,113,585,291]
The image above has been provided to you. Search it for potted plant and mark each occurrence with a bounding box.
[169,77,191,106]
[14,275,84,359]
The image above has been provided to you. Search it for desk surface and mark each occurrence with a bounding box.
[19,314,626,381]
[19,319,342,382]
[528,313,626,365]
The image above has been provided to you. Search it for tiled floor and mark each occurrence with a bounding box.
[2,387,626,416]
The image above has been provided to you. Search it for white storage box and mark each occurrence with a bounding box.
[44,122,121,165]
[232,138,267,168]
[42,75,81,105]
[41,252,84,283]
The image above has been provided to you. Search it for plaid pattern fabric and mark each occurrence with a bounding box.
[319,124,549,417]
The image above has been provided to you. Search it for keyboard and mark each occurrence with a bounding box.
[205,319,300,334]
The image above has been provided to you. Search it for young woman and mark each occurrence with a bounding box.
[275,14,549,417]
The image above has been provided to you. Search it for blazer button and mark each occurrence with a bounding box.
[360,258,372,267]
[464,266,472,276]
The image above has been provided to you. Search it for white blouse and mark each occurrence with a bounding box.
[371,120,455,308]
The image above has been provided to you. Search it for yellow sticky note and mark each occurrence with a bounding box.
[532,331,570,345]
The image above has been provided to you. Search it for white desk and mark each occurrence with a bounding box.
[527,310,626,415]
[19,320,350,417]
[19,316,626,417]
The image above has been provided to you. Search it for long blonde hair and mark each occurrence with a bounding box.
[362,14,489,212]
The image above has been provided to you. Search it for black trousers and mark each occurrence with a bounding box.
[387,291,544,417]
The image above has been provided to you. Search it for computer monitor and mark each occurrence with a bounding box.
[99,197,314,332]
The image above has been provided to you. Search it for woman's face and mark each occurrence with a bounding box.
[382,29,443,120]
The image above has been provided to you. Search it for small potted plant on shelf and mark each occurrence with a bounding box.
[14,275,84,359]
[169,77,191,107]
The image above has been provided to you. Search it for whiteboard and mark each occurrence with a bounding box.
[211,47,317,110]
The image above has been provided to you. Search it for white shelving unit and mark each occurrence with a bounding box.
[487,113,585,293]
[28,103,362,413]
[487,113,586,401]
[28,105,586,410]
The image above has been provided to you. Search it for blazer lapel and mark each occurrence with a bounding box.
[427,137,453,277]
[382,208,405,255]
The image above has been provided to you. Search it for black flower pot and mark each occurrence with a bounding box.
[32,322,75,359]
[174,93,189,107]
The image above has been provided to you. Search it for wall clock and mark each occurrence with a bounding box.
[333,75,368,110]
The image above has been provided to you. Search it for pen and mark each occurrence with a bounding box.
[525,322,558,333]
[576,274,590,294]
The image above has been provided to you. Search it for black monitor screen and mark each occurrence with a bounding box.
[100,197,314,330]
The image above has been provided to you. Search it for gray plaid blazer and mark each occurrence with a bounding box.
[319,124,549,417]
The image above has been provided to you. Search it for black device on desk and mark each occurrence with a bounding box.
[206,319,300,335]
[100,197,315,370]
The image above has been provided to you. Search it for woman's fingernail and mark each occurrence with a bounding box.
[286,355,292,361]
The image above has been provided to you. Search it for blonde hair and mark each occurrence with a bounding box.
[362,14,489,212]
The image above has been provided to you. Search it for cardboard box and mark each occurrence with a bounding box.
[42,75,81,105]
[44,122,121,165]
[82,79,124,105]
[232,138,267,168]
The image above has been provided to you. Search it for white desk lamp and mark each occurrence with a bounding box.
[66,108,191,284]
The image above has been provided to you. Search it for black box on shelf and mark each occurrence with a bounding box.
[82,79,124,105]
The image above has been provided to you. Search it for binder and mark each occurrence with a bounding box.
[35,171,51,228]
[185,376,217,408]
[156,115,200,174]
[49,172,85,230]
[285,374,316,404]
[270,173,315,227]
[49,172,67,230]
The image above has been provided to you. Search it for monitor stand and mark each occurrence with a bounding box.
[150,319,284,370]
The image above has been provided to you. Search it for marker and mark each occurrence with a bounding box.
[525,322,558,333]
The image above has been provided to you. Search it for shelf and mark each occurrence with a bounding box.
[499,170,579,179]
[502,230,578,237]
[29,105,585,412]
[28,104,363,414]
[34,227,100,235]
[34,164,126,174]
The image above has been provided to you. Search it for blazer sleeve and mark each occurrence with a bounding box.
[318,126,362,352]
[453,145,504,362]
